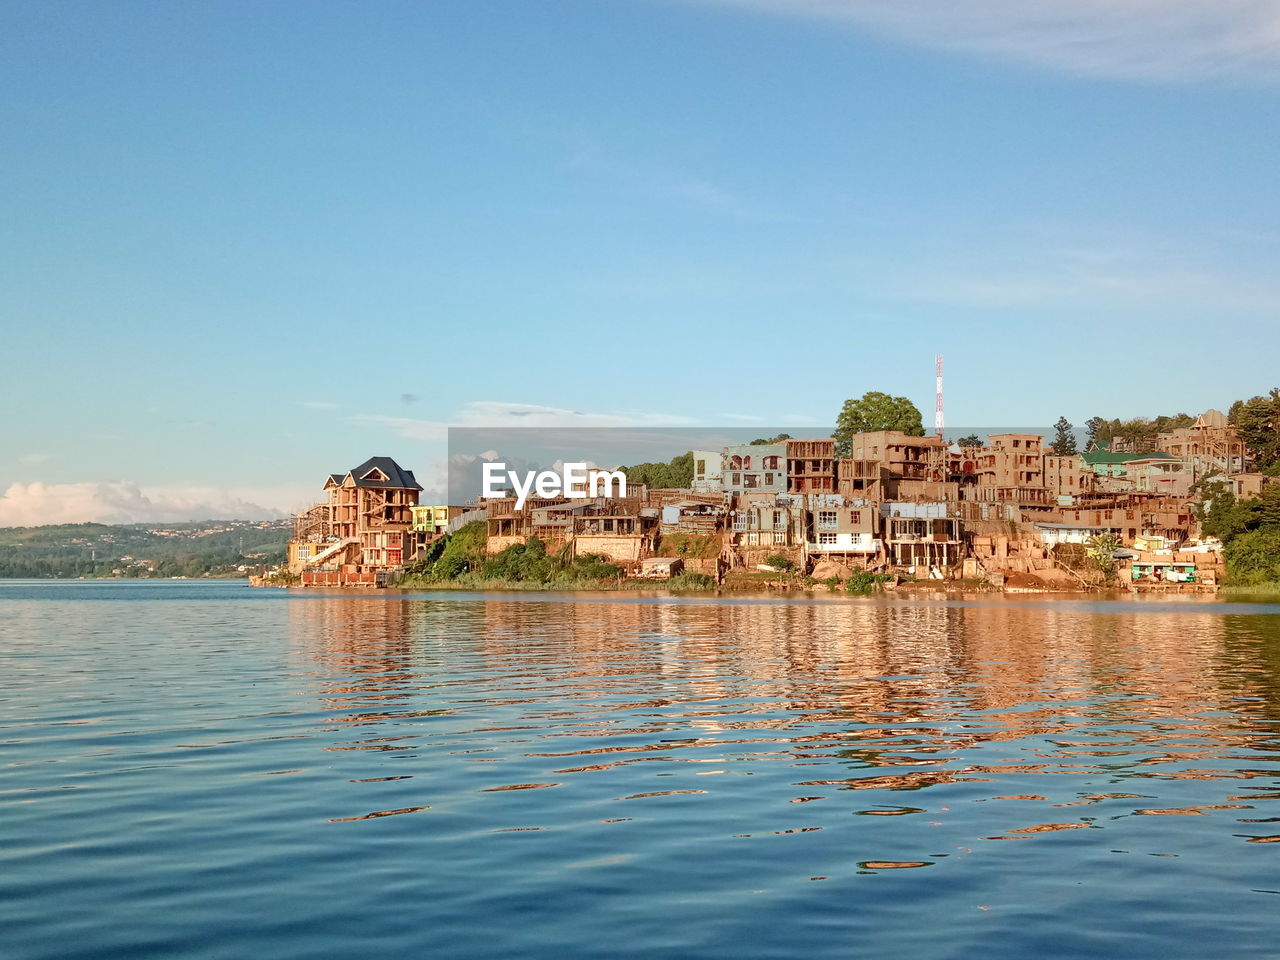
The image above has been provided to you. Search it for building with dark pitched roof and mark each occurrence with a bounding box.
[289,456,422,586]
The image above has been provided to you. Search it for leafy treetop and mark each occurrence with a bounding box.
[833,391,924,457]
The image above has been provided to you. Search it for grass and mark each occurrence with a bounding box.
[1219,582,1280,601]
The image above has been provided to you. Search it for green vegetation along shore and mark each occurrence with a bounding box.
[399,521,716,591]
[0,521,289,579]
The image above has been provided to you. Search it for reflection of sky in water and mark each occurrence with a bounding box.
[3,582,1280,959]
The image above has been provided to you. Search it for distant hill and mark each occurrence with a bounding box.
[0,519,291,579]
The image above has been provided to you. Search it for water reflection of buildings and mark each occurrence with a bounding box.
[287,594,422,736]
[287,593,1280,805]
[462,597,1280,791]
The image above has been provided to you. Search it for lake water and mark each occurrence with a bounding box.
[3,580,1280,959]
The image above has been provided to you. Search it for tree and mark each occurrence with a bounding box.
[1084,417,1106,449]
[833,391,924,456]
[1200,484,1280,544]
[957,435,983,448]
[1223,530,1280,586]
[1230,388,1280,472]
[1050,417,1078,456]
[750,433,791,446]
[1201,490,1249,542]
[618,451,694,488]
[1085,533,1122,583]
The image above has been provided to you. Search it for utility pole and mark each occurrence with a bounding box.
[935,355,944,438]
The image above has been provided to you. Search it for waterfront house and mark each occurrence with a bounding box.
[289,456,422,586]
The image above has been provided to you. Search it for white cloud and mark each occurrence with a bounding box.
[301,400,339,410]
[349,400,698,441]
[873,238,1280,311]
[690,0,1280,80]
[0,481,298,527]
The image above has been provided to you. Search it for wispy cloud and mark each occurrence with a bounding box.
[349,401,699,442]
[872,237,1280,311]
[0,481,298,526]
[301,400,339,410]
[689,0,1280,80]
[498,109,757,217]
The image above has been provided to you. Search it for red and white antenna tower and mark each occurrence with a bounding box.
[934,355,944,438]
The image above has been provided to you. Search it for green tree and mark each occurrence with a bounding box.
[1050,417,1078,456]
[957,435,983,448]
[618,451,694,489]
[832,391,924,456]
[1084,417,1106,449]
[1201,491,1248,541]
[1230,388,1280,472]
[1086,533,1122,582]
[750,433,792,445]
[1223,529,1280,586]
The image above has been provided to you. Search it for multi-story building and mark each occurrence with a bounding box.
[805,496,881,558]
[1157,410,1249,474]
[972,434,1050,506]
[721,443,788,497]
[844,431,948,482]
[1043,454,1093,502]
[691,450,724,495]
[289,456,422,586]
[785,438,836,494]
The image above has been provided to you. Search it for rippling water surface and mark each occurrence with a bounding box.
[4,581,1280,959]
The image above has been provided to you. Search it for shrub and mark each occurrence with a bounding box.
[846,570,891,594]
[1224,529,1280,586]
[764,553,795,572]
[667,572,715,591]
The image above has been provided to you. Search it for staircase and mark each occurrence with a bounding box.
[306,537,359,565]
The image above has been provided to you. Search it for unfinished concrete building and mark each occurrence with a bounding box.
[881,502,963,573]
[1157,410,1249,475]
[289,456,422,586]
[785,439,836,494]
[971,434,1051,507]
[844,431,948,482]
[837,459,886,501]
[572,503,657,564]
[1043,454,1094,502]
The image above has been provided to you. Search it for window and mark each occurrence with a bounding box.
[746,532,759,545]
[695,460,705,474]
[818,510,837,528]
[731,473,741,485]
[297,545,311,559]
[772,510,783,526]
[764,473,773,485]
[818,532,837,545]
[773,531,786,544]
[764,455,780,470]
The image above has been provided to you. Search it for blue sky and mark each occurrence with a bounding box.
[2,0,1278,522]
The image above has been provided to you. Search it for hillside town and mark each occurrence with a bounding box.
[283,408,1274,592]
